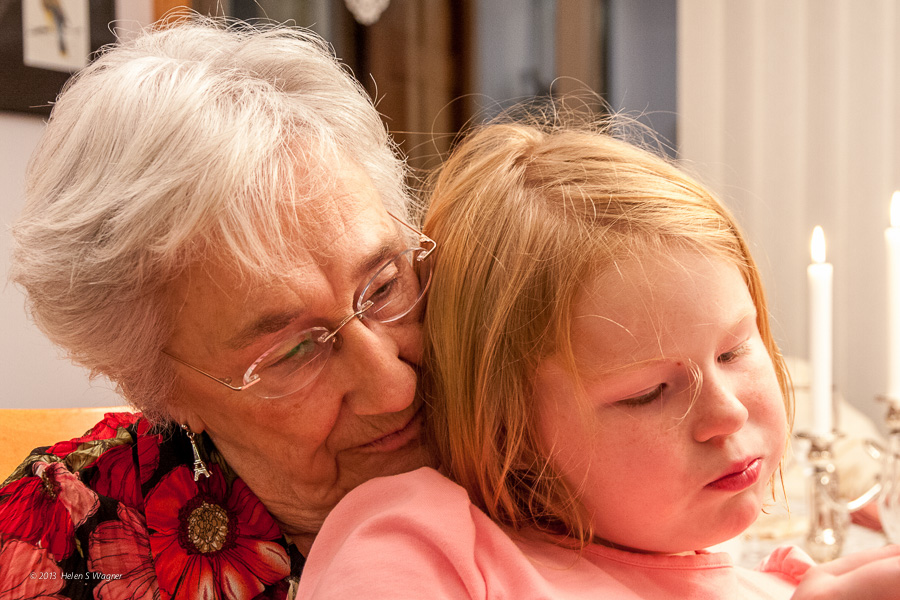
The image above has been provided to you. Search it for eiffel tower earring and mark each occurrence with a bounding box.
[181,424,211,481]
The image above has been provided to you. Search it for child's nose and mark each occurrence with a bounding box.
[691,373,749,443]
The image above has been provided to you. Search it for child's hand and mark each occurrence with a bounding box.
[792,545,900,599]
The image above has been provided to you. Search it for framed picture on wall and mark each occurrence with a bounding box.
[0,0,115,115]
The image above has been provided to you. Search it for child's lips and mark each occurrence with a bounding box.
[706,458,762,492]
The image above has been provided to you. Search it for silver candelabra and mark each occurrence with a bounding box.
[797,432,849,562]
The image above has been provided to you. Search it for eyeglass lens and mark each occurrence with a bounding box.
[243,248,431,398]
[357,248,429,322]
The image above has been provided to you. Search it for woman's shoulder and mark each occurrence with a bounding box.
[0,411,150,596]
[0,412,296,599]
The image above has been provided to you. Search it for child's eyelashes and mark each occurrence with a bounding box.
[717,341,751,364]
[617,384,666,407]
[613,343,750,408]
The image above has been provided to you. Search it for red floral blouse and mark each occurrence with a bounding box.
[0,412,303,599]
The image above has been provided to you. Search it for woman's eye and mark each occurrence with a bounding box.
[718,342,750,364]
[363,260,403,304]
[285,339,316,360]
[368,276,399,303]
[269,337,317,370]
[618,384,666,407]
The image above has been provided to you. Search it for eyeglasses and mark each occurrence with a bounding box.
[163,213,435,399]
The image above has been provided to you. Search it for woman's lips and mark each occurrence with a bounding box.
[359,407,423,453]
[706,458,762,492]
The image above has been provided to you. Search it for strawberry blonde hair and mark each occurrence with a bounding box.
[421,118,792,547]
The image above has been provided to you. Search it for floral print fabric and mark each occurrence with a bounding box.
[0,413,301,599]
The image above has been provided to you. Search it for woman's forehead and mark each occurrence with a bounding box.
[200,160,399,277]
[180,203,400,300]
[165,210,404,361]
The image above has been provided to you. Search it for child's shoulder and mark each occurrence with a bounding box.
[336,466,471,518]
[309,466,487,558]
[298,467,527,599]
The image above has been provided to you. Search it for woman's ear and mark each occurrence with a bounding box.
[165,392,207,434]
[179,415,207,435]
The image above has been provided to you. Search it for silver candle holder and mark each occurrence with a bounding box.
[797,432,849,562]
[873,396,900,544]
[875,394,900,433]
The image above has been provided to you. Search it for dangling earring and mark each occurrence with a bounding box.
[181,424,211,481]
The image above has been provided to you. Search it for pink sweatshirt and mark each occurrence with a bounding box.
[297,468,814,599]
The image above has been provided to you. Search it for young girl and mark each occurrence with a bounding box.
[295,120,900,599]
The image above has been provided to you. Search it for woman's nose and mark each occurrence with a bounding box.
[332,318,419,416]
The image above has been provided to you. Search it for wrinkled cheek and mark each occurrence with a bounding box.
[397,322,424,365]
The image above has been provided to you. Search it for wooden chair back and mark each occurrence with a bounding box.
[0,406,127,481]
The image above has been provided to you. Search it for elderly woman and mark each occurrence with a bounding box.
[0,17,433,599]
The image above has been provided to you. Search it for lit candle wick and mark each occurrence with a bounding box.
[811,225,826,264]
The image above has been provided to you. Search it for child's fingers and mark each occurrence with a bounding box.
[812,553,900,599]
[815,545,900,576]
[794,546,900,599]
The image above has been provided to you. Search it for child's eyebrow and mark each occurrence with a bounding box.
[729,309,759,329]
[590,357,672,380]
[688,305,758,329]
[591,309,760,375]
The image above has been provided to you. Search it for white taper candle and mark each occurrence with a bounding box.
[808,226,833,437]
[887,192,900,400]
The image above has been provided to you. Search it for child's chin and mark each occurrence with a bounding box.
[721,494,768,541]
[688,495,767,551]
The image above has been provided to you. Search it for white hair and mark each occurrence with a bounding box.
[9,17,412,424]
